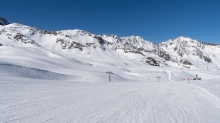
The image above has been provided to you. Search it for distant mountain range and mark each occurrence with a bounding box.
[0,17,220,70]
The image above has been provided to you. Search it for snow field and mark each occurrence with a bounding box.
[1,77,220,123]
[0,49,220,123]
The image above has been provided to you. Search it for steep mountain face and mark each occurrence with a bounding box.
[0,21,220,70]
[159,36,219,68]
[0,23,156,57]
[0,17,10,25]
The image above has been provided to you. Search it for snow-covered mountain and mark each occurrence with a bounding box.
[0,17,220,70]
[160,36,220,70]
[2,17,220,123]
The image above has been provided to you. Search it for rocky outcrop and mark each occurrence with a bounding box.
[94,36,105,45]
[56,38,84,51]
[0,17,10,25]
[145,57,160,66]
[14,33,34,44]
[200,55,212,63]
[182,60,192,65]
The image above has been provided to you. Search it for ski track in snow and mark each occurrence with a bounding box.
[1,78,220,123]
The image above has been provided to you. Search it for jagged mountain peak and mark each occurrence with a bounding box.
[122,35,144,39]
[160,36,200,48]
[176,36,192,40]
[0,18,219,70]
[170,36,197,43]
[120,35,151,44]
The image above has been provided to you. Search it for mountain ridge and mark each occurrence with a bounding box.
[0,17,220,70]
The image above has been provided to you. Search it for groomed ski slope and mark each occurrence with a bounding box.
[1,77,220,123]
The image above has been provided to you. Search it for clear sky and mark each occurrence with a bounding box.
[1,0,220,43]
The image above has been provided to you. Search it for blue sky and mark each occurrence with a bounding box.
[1,0,220,43]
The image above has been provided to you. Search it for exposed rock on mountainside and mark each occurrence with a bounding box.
[0,19,219,70]
[145,57,160,66]
[160,36,214,64]
[0,17,10,25]
[56,38,85,51]
[14,33,35,44]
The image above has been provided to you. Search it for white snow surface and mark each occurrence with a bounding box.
[0,24,220,123]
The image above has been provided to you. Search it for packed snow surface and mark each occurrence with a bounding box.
[1,77,220,123]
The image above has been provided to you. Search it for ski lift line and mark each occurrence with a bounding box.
[78,68,116,74]
[107,71,113,81]
[156,76,161,82]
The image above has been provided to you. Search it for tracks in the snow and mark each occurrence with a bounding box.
[1,81,220,123]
